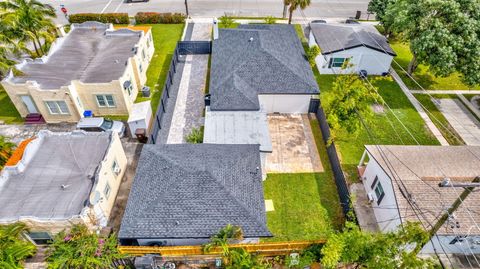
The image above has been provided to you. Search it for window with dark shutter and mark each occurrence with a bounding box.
[371,176,379,189]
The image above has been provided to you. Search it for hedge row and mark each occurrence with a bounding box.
[134,12,186,24]
[68,13,129,24]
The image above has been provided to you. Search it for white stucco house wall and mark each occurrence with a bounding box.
[308,23,396,75]
[0,130,127,245]
[358,145,480,255]
[1,22,154,123]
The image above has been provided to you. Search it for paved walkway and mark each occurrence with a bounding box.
[350,183,379,232]
[166,22,211,144]
[390,69,449,145]
[435,98,480,145]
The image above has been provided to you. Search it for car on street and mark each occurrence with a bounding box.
[77,117,125,137]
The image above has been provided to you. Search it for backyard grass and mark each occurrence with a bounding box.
[263,118,344,241]
[0,85,23,124]
[316,74,440,183]
[135,24,184,113]
[389,40,480,91]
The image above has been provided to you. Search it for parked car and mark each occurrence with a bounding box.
[311,19,327,24]
[77,117,125,137]
[126,0,149,3]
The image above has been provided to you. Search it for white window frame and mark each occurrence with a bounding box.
[142,49,146,60]
[45,101,70,115]
[95,95,116,108]
[112,159,121,177]
[329,57,347,68]
[104,182,111,199]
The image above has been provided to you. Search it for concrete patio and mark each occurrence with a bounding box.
[266,114,323,173]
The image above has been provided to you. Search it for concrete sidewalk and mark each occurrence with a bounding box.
[410,90,480,94]
[435,98,480,145]
[390,68,449,145]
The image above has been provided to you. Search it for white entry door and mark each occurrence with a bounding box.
[21,95,38,113]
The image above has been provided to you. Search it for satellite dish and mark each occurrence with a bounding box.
[90,191,102,205]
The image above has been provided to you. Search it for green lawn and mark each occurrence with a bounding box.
[263,117,344,242]
[413,94,465,145]
[316,74,440,183]
[390,40,480,91]
[218,23,240,29]
[136,24,184,113]
[0,85,23,124]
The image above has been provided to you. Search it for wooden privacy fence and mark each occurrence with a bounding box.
[118,240,326,257]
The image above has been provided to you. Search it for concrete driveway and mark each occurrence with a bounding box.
[435,98,480,145]
[266,114,323,173]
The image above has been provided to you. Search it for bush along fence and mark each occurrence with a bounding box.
[67,12,186,24]
[135,12,186,24]
[68,13,129,24]
[310,101,351,218]
[148,41,212,144]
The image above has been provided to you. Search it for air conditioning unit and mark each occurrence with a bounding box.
[113,167,121,175]
[367,192,375,203]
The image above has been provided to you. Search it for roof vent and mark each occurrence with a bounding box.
[114,59,119,64]
[61,184,70,190]
[175,221,180,225]
[249,37,254,42]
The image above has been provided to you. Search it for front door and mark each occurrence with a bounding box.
[20,95,38,113]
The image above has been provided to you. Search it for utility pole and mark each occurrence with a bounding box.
[185,0,189,17]
[418,176,480,252]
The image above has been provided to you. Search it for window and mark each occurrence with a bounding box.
[142,49,146,60]
[96,95,115,108]
[139,64,143,73]
[374,182,385,205]
[27,232,52,245]
[45,101,69,115]
[112,159,121,177]
[329,57,347,68]
[104,183,111,199]
[123,80,133,96]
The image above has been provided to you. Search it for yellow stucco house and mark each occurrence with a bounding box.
[0,130,127,244]
[1,21,154,123]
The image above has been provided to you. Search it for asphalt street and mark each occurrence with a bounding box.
[40,0,370,24]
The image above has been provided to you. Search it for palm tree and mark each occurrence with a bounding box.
[0,0,56,57]
[203,224,244,253]
[0,136,15,169]
[0,222,37,269]
[285,0,311,24]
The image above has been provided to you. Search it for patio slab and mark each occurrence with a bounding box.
[265,114,323,173]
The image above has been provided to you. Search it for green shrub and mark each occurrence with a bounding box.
[185,127,203,144]
[307,45,320,67]
[264,16,277,24]
[68,13,129,24]
[219,15,234,28]
[134,12,186,24]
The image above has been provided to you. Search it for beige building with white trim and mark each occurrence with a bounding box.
[1,22,154,123]
[0,130,127,244]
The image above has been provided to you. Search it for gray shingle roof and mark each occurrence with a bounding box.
[210,24,320,111]
[118,144,271,239]
[9,22,142,89]
[309,23,396,56]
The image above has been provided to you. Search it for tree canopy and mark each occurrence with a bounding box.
[0,135,15,169]
[322,70,382,141]
[46,224,125,269]
[0,222,36,269]
[321,221,440,269]
[284,0,311,24]
[385,0,480,85]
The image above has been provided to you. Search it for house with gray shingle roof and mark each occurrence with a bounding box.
[204,25,320,175]
[118,144,271,246]
[308,23,396,75]
[210,24,319,113]
[358,145,480,254]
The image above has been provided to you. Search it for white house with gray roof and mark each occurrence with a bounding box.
[204,25,320,172]
[1,22,154,123]
[309,23,396,75]
[118,144,271,246]
[358,145,480,254]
